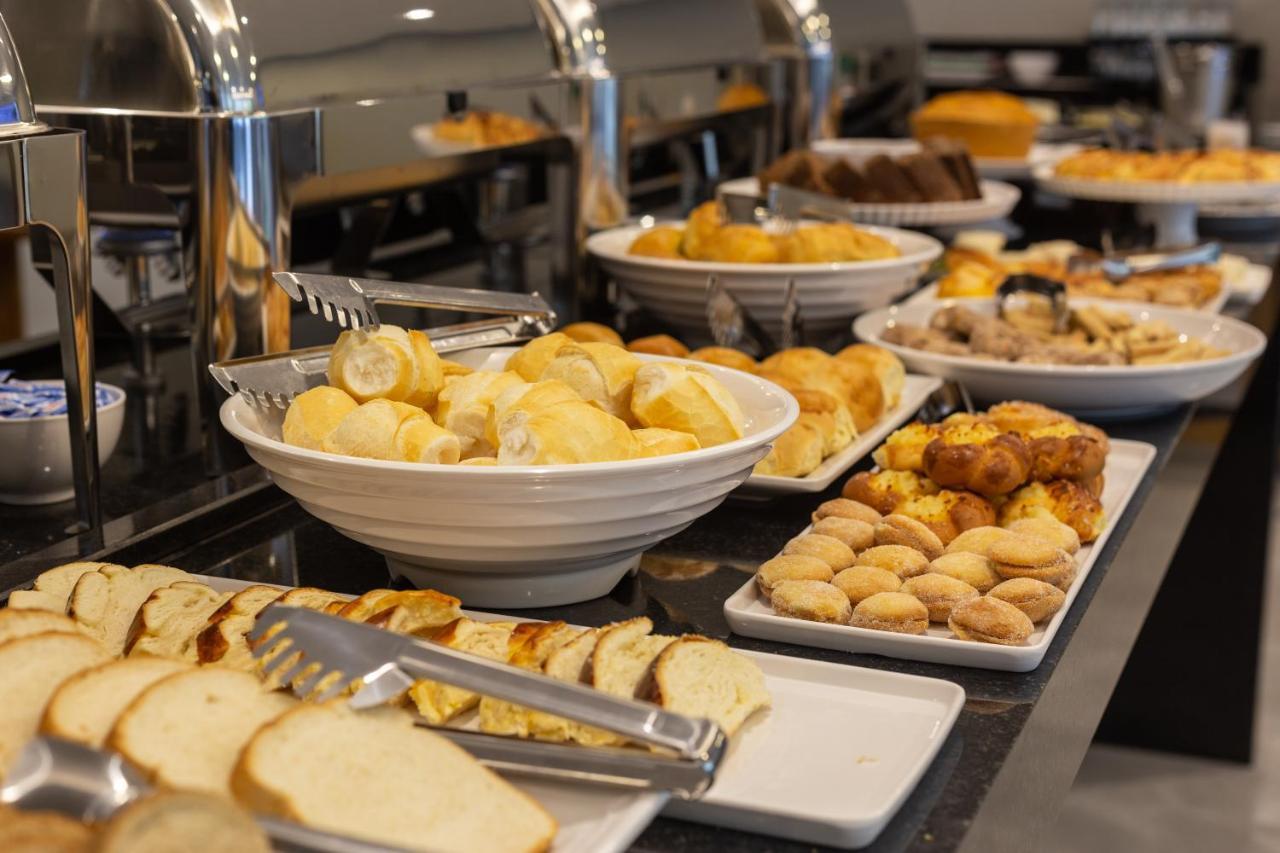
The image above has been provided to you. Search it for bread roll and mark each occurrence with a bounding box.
[542,343,642,423]
[627,334,689,357]
[322,399,421,460]
[435,370,525,458]
[630,362,745,447]
[405,330,445,408]
[837,344,904,408]
[753,420,825,477]
[633,428,701,457]
[689,346,758,373]
[394,416,461,464]
[505,332,573,381]
[759,373,856,455]
[282,386,358,450]
[759,347,884,431]
[498,401,639,465]
[560,321,624,347]
[328,325,442,406]
[484,379,581,449]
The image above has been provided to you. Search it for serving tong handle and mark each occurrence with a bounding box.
[1097,242,1221,282]
[997,273,1070,335]
[766,182,857,223]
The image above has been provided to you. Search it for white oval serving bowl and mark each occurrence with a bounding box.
[852,299,1266,419]
[0,381,126,505]
[587,222,941,340]
[221,348,798,607]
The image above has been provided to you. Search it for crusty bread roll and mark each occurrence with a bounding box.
[435,370,525,458]
[633,427,701,457]
[560,321,624,347]
[322,399,420,461]
[328,325,442,406]
[505,332,573,382]
[836,344,905,408]
[630,362,745,447]
[753,420,825,477]
[542,342,642,423]
[497,401,639,465]
[484,379,581,449]
[758,372,856,455]
[627,334,689,357]
[394,415,461,464]
[759,347,885,431]
[689,346,758,373]
[282,386,358,450]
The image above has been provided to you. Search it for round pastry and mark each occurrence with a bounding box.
[855,544,930,579]
[811,517,875,552]
[559,322,624,347]
[944,525,1013,558]
[988,578,1066,623]
[781,534,856,571]
[947,596,1034,645]
[1005,516,1081,555]
[893,490,997,545]
[874,515,945,560]
[627,226,684,258]
[927,551,1001,593]
[850,592,929,635]
[834,344,905,409]
[756,555,835,597]
[758,379,854,455]
[871,422,939,473]
[1083,474,1105,498]
[922,423,1032,498]
[997,480,1105,544]
[626,334,689,358]
[985,402,1109,454]
[988,535,1076,589]
[1025,422,1106,484]
[811,498,882,526]
[842,470,940,516]
[771,580,852,624]
[758,348,884,432]
[900,573,980,622]
[753,420,826,478]
[831,565,902,605]
[688,346,758,373]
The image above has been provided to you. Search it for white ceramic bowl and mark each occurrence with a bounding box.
[853,299,1266,419]
[220,349,798,607]
[588,222,941,339]
[0,382,126,505]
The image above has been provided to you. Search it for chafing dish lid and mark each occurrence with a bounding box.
[592,0,768,75]
[0,14,45,136]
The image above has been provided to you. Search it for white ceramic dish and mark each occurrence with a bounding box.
[0,382,126,505]
[219,348,797,608]
[202,575,963,850]
[738,375,942,498]
[851,299,1267,419]
[716,176,1021,227]
[905,279,1232,315]
[725,439,1157,671]
[1033,163,1280,204]
[587,221,941,339]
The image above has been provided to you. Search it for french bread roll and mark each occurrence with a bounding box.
[504,332,573,381]
[41,657,191,747]
[688,346,758,373]
[282,386,358,450]
[633,427,701,457]
[484,379,581,450]
[322,399,422,460]
[327,325,417,403]
[560,321,624,347]
[753,420,825,477]
[435,370,525,458]
[627,334,689,357]
[541,342,642,423]
[394,415,461,464]
[835,344,905,408]
[630,362,745,447]
[497,401,639,465]
[404,329,446,408]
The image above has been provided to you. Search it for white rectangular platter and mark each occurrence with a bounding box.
[724,439,1157,672]
[202,576,963,849]
[738,375,942,498]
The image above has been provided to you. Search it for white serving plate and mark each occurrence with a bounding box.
[587,221,941,339]
[1033,164,1280,204]
[851,298,1267,419]
[905,279,1232,315]
[810,138,1082,180]
[202,576,963,849]
[725,439,1156,671]
[738,374,942,497]
[1229,262,1273,305]
[219,349,797,608]
[717,176,1021,227]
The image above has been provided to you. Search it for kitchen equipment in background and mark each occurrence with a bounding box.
[1153,35,1235,145]
[821,0,921,139]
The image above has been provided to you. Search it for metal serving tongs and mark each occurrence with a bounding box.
[1067,241,1222,283]
[997,273,1071,335]
[209,272,557,412]
[705,274,802,357]
[248,605,727,799]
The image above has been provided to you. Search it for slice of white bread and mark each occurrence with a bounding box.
[334,589,397,621]
[408,618,516,725]
[651,636,771,736]
[232,704,558,853]
[591,616,677,701]
[5,561,118,612]
[40,657,191,748]
[196,585,285,671]
[0,631,111,774]
[96,791,271,853]
[0,804,93,853]
[0,608,84,644]
[526,628,621,747]
[126,582,232,662]
[67,564,192,655]
[362,589,463,635]
[108,668,296,796]
[479,621,582,738]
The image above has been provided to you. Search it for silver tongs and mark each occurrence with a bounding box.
[705,274,802,357]
[209,272,557,411]
[1067,242,1222,283]
[249,605,727,798]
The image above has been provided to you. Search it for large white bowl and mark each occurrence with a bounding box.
[852,299,1266,419]
[0,382,126,505]
[220,349,798,607]
[588,222,941,339]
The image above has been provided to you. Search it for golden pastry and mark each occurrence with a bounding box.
[699,224,782,263]
[900,574,980,622]
[753,421,825,478]
[632,428,701,457]
[774,222,899,263]
[394,416,462,464]
[874,515,945,560]
[458,457,498,466]
[842,470,940,516]
[831,565,902,605]
[998,480,1105,544]
[440,359,473,378]
[322,399,422,461]
[627,227,684,259]
[688,346,758,373]
[811,517,875,552]
[988,535,1076,589]
[770,580,851,624]
[811,498,881,526]
[758,348,884,432]
[928,551,1000,592]
[328,325,424,405]
[944,525,1013,557]
[1005,517,1080,555]
[435,370,525,458]
[947,597,1034,645]
[781,534,856,571]
[834,344,905,408]
[922,422,1032,498]
[542,342,642,423]
[496,401,639,465]
[630,362,745,447]
[850,592,929,634]
[1024,421,1107,484]
[855,545,929,579]
[505,333,573,382]
[559,322,624,347]
[911,90,1038,159]
[404,330,446,409]
[988,578,1066,623]
[678,201,725,261]
[283,386,358,451]
[758,375,856,456]
[893,490,997,545]
[485,379,582,450]
[871,422,939,472]
[756,555,835,597]
[626,334,689,358]
[985,401,1076,437]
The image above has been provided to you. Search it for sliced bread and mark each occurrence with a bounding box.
[232,704,557,853]
[334,589,399,622]
[40,657,191,748]
[196,585,284,671]
[407,618,516,725]
[362,589,463,635]
[5,561,119,612]
[527,627,622,747]
[125,582,231,661]
[0,608,84,644]
[67,564,192,655]
[651,636,771,736]
[479,622,582,738]
[591,616,677,700]
[0,805,93,853]
[0,631,111,774]
[96,791,271,853]
[108,668,296,796]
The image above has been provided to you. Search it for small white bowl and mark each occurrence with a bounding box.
[0,382,126,505]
